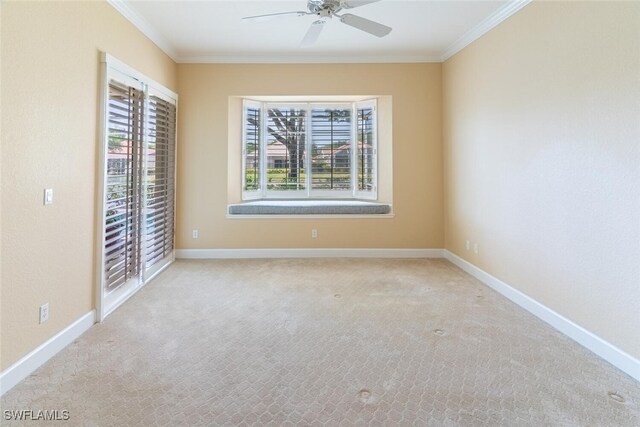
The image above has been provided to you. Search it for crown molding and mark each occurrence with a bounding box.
[107,0,179,60]
[439,0,533,61]
[174,54,442,64]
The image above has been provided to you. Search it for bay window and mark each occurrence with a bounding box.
[242,99,377,200]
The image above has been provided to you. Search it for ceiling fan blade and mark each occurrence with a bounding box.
[300,20,326,47]
[242,11,308,23]
[341,0,383,9]
[339,13,391,37]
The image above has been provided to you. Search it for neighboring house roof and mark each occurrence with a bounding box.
[266,142,287,157]
[108,140,157,160]
[332,141,373,157]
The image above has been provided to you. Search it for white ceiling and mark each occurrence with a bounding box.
[109,0,531,63]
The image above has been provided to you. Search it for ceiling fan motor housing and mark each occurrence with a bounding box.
[308,0,342,16]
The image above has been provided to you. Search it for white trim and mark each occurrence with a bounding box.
[101,53,178,102]
[95,59,109,323]
[174,54,442,64]
[106,0,179,60]
[176,248,443,259]
[102,277,143,319]
[444,250,640,382]
[440,0,533,61]
[144,254,175,284]
[0,311,96,396]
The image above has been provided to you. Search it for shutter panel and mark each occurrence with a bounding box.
[145,94,176,269]
[310,107,352,195]
[242,100,262,199]
[355,100,377,200]
[265,105,307,193]
[104,81,144,292]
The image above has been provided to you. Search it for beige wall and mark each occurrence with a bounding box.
[176,64,443,249]
[0,1,177,370]
[443,2,640,358]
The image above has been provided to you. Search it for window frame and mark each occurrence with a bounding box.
[242,99,378,201]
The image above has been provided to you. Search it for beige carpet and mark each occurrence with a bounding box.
[2,259,639,426]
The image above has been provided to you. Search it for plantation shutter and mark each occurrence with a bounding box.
[240,99,378,201]
[355,99,377,200]
[145,91,177,270]
[100,54,178,320]
[104,80,144,292]
[264,105,307,194]
[310,106,353,195]
[242,100,262,199]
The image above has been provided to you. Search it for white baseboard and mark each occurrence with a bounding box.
[176,248,445,259]
[0,310,96,396]
[444,250,640,382]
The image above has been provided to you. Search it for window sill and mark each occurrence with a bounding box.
[227,200,393,217]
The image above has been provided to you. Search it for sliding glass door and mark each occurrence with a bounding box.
[98,55,177,320]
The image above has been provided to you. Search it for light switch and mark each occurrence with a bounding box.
[44,188,53,205]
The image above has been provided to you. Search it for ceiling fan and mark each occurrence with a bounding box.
[242,0,392,47]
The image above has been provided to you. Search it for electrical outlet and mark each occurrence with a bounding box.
[465,240,470,251]
[473,243,479,255]
[192,229,199,239]
[311,229,318,239]
[39,303,49,324]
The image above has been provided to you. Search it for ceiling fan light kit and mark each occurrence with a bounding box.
[242,0,392,47]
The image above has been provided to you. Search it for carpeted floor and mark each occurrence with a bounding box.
[2,259,639,426]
